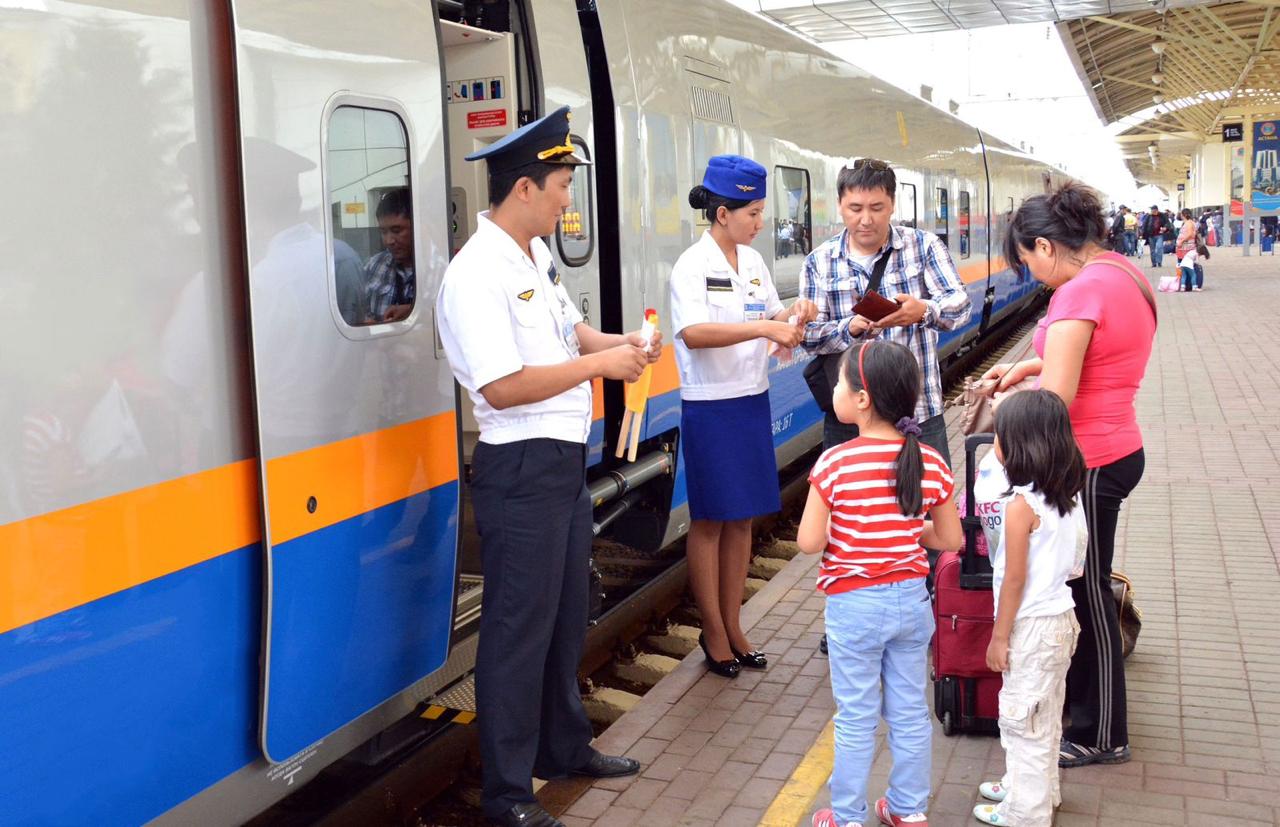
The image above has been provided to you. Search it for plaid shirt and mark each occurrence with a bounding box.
[364,249,415,321]
[800,225,971,420]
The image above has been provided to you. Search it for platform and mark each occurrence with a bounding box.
[542,246,1280,827]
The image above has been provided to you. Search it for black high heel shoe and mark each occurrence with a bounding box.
[730,644,767,670]
[699,633,741,678]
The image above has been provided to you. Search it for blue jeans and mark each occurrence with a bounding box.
[1150,240,1163,267]
[1124,231,1136,255]
[826,578,935,824]
[1180,266,1195,291]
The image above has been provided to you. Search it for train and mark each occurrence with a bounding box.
[0,0,1064,823]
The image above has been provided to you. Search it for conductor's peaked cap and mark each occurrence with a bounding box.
[465,105,590,175]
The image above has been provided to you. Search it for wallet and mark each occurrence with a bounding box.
[851,291,900,322]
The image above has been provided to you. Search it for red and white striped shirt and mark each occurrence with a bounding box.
[808,436,955,594]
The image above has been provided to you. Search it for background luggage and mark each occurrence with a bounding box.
[931,433,1002,736]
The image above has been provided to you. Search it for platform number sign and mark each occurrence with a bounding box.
[1223,123,1244,142]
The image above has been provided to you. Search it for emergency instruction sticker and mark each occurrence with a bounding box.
[467,109,508,130]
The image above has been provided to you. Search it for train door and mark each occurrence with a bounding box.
[228,1,459,762]
[436,0,604,612]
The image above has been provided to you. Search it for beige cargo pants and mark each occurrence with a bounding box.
[995,609,1080,826]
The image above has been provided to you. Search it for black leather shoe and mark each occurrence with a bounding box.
[571,752,641,778]
[489,802,564,827]
[730,644,767,669]
[699,633,741,678]
[819,634,828,655]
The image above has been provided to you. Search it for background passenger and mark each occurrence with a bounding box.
[984,181,1156,769]
[670,154,816,677]
[799,341,962,827]
[1141,205,1166,268]
[365,187,415,323]
[1175,207,1197,261]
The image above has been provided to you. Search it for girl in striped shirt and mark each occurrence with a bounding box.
[800,341,963,827]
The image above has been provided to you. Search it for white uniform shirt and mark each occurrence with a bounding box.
[437,212,590,445]
[670,231,785,401]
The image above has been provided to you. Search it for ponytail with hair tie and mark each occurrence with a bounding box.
[895,416,922,438]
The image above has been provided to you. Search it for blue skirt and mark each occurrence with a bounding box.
[681,391,781,522]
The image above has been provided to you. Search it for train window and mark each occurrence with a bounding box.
[326,105,415,328]
[773,166,811,258]
[935,188,949,247]
[958,191,971,258]
[896,183,917,229]
[556,136,594,266]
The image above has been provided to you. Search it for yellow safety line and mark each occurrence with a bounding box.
[759,720,835,827]
[421,705,446,720]
[453,711,476,725]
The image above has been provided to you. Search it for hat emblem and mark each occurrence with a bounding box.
[736,184,756,192]
[517,289,535,302]
[537,133,576,161]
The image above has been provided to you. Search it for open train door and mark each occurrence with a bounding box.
[228,1,460,762]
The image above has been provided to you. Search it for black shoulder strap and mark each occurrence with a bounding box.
[866,248,891,295]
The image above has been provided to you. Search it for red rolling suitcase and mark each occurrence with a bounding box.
[931,433,1001,736]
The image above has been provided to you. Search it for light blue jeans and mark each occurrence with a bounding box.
[826,578,935,825]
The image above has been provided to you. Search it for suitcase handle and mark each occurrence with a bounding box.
[961,433,995,590]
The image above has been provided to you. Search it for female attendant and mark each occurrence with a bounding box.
[670,155,816,677]
[984,182,1156,769]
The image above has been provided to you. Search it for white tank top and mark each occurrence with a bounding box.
[992,485,1087,620]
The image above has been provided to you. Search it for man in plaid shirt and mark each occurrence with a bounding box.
[800,160,971,465]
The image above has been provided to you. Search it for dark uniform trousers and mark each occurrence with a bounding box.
[471,438,596,817]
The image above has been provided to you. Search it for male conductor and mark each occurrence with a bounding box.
[436,106,659,827]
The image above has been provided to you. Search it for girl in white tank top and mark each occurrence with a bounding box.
[974,390,1087,827]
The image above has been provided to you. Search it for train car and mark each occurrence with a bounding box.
[0,0,1060,823]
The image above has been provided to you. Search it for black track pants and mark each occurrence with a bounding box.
[1064,448,1145,750]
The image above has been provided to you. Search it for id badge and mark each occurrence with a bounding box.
[744,302,766,322]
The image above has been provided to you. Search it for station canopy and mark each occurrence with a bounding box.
[744,0,1280,186]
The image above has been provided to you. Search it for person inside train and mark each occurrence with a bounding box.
[798,340,962,827]
[435,105,659,827]
[669,155,817,678]
[799,158,971,463]
[365,187,415,323]
[983,181,1156,770]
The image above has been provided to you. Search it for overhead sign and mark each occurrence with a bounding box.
[1222,123,1244,142]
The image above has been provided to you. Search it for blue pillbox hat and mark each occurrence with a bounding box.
[702,154,767,200]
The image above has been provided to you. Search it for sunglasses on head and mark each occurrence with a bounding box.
[852,158,891,171]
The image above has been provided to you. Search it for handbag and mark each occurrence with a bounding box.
[954,333,1038,436]
[803,250,891,413]
[1111,570,1142,658]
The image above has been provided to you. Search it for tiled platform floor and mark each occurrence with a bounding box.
[544,247,1280,826]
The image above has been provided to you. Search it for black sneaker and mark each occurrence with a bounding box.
[819,634,827,655]
[1059,739,1130,767]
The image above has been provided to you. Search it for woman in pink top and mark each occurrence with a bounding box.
[984,182,1156,770]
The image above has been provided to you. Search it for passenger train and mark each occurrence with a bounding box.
[0,0,1063,822]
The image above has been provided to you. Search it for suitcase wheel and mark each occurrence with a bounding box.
[942,711,954,736]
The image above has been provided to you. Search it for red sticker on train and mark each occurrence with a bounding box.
[467,109,507,129]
